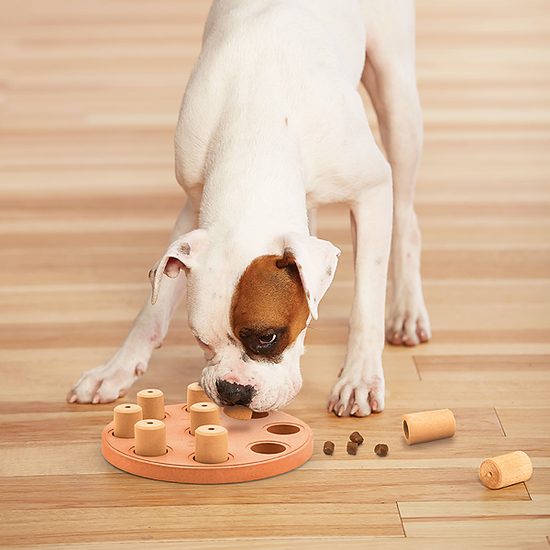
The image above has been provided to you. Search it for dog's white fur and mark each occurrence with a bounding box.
[68,0,430,416]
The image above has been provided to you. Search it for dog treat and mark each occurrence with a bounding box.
[137,388,165,420]
[113,403,143,438]
[186,382,210,408]
[195,424,229,464]
[223,405,253,420]
[374,443,389,457]
[323,441,335,455]
[479,451,533,489]
[402,408,456,445]
[349,431,364,445]
[346,440,358,455]
[134,419,167,456]
[189,401,221,435]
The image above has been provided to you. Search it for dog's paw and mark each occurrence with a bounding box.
[327,370,385,418]
[66,353,148,404]
[385,283,431,347]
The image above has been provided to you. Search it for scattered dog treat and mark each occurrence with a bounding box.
[223,405,253,420]
[323,441,335,455]
[346,440,358,455]
[374,443,389,457]
[349,431,364,445]
[479,451,532,489]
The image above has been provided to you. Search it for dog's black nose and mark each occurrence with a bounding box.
[216,380,254,406]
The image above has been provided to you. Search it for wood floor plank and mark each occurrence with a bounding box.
[0,503,403,544]
[7,538,548,550]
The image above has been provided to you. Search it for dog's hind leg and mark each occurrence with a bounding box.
[67,199,198,404]
[361,0,431,346]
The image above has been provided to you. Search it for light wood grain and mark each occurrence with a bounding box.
[1,0,550,548]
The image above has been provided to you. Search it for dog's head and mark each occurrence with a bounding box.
[150,230,340,411]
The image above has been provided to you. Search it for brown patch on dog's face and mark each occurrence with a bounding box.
[231,254,310,361]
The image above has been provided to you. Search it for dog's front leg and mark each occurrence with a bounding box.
[328,176,392,417]
[67,201,197,404]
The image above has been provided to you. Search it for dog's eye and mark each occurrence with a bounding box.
[258,333,277,346]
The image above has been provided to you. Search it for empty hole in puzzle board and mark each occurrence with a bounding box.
[250,442,286,454]
[266,424,300,435]
[251,411,269,419]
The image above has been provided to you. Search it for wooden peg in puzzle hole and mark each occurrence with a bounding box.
[137,388,165,420]
[190,402,221,435]
[113,403,143,438]
[134,419,167,457]
[186,382,210,408]
[195,424,228,464]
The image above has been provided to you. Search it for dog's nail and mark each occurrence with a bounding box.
[371,400,378,411]
[92,394,100,404]
[337,405,345,417]
[350,404,359,416]
[68,394,77,404]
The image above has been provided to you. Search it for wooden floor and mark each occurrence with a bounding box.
[1,0,550,548]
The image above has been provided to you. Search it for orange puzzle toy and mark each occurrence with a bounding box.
[101,384,314,484]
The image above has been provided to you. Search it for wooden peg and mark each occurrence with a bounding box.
[195,424,228,464]
[479,451,533,489]
[134,419,167,457]
[186,382,210,408]
[137,388,165,420]
[189,401,221,435]
[113,403,143,438]
[402,408,456,445]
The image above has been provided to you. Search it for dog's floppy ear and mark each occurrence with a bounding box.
[149,229,208,305]
[277,232,341,320]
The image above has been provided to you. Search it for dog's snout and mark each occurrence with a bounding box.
[216,380,254,406]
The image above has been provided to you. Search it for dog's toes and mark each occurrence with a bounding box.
[328,375,383,418]
[68,359,144,404]
[350,385,371,417]
[386,322,404,345]
[386,313,431,347]
[66,391,78,404]
[417,319,431,343]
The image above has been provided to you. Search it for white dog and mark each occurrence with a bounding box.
[68,0,430,416]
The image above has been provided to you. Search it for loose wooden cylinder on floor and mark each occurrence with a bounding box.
[479,451,533,489]
[113,403,143,438]
[190,402,220,435]
[137,388,165,420]
[186,382,209,408]
[402,408,456,445]
[194,424,228,464]
[134,419,167,456]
